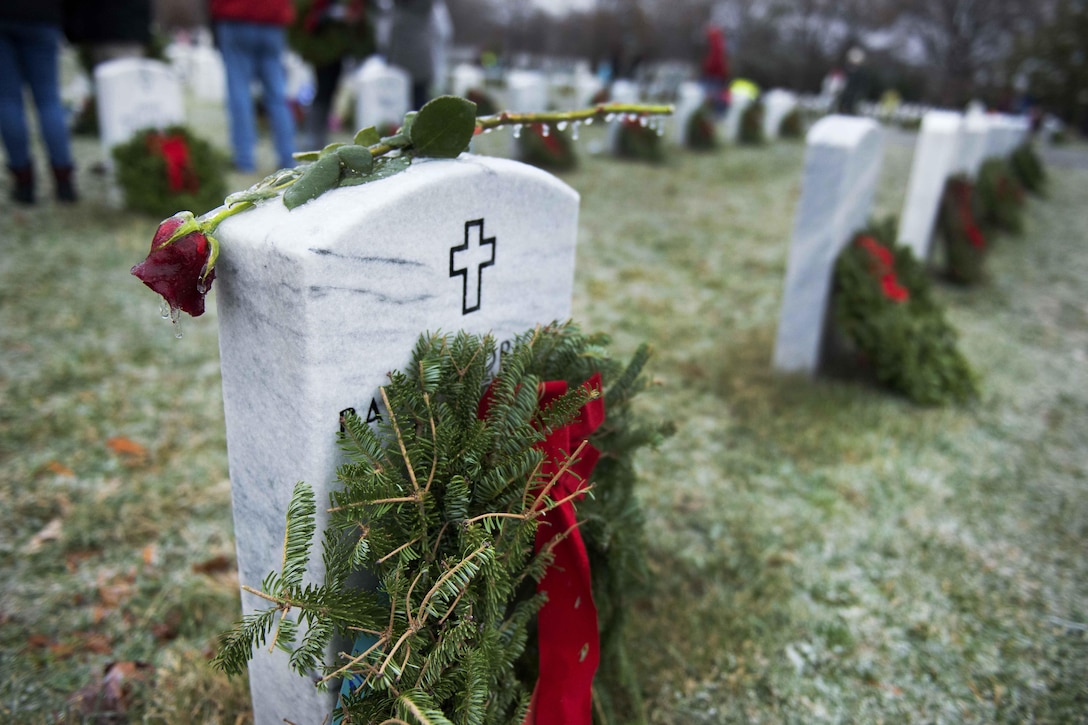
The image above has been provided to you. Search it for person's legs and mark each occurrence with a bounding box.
[305,61,342,150]
[253,25,294,168]
[0,23,32,171]
[216,21,258,171]
[18,22,75,200]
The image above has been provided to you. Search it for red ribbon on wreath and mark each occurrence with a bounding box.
[478,372,604,725]
[952,180,986,250]
[856,235,910,303]
[146,131,199,194]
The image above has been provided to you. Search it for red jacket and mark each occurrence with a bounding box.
[209,0,294,26]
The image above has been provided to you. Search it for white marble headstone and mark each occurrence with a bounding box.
[505,70,549,113]
[451,63,485,99]
[897,110,964,261]
[93,58,185,157]
[670,81,706,146]
[607,79,640,153]
[189,46,226,102]
[353,57,411,131]
[762,89,798,140]
[955,108,992,178]
[214,155,580,725]
[723,88,756,143]
[773,115,885,374]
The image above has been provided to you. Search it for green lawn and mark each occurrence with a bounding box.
[1,117,1086,723]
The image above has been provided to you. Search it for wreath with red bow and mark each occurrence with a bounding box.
[685,103,718,150]
[112,125,229,218]
[936,175,989,284]
[615,117,665,162]
[833,221,978,405]
[977,157,1026,234]
[518,122,578,171]
[214,323,671,724]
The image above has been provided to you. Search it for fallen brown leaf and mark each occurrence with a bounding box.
[106,437,149,466]
[67,661,154,720]
[45,460,75,476]
[192,553,234,575]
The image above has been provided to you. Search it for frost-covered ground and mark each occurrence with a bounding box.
[1,110,1085,723]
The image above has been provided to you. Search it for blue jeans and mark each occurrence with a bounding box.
[0,21,73,169]
[215,21,295,170]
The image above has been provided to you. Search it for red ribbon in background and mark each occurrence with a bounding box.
[146,132,199,194]
[953,181,986,250]
[856,235,910,303]
[479,373,604,725]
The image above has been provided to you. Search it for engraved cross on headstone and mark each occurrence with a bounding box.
[450,218,496,315]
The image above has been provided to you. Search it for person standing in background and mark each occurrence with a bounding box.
[289,0,374,150]
[386,0,435,111]
[209,0,296,171]
[0,0,76,204]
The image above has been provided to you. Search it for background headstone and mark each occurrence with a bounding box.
[93,58,185,159]
[955,106,992,178]
[607,79,640,153]
[897,110,964,260]
[450,63,485,99]
[214,155,581,725]
[669,81,706,146]
[353,57,411,132]
[188,46,226,102]
[723,85,757,143]
[773,115,885,374]
[505,70,549,158]
[762,89,799,140]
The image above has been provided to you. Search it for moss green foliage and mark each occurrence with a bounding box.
[778,107,804,139]
[738,101,765,145]
[977,158,1026,234]
[213,324,668,724]
[685,105,718,151]
[518,124,578,171]
[833,218,978,405]
[111,126,229,218]
[1010,143,1047,195]
[616,120,665,162]
[937,175,988,284]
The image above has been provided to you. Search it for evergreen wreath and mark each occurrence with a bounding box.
[833,219,978,405]
[465,88,499,117]
[615,118,665,162]
[738,101,765,145]
[518,123,578,171]
[685,104,718,150]
[214,323,671,724]
[112,125,229,218]
[936,175,988,285]
[778,107,803,139]
[976,158,1026,234]
[1010,142,1047,195]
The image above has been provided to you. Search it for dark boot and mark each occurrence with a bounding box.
[10,166,34,204]
[52,165,77,203]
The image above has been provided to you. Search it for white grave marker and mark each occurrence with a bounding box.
[505,71,549,157]
[189,46,226,102]
[762,89,798,140]
[607,79,639,153]
[353,57,411,132]
[94,58,185,158]
[897,110,964,261]
[956,107,991,178]
[723,86,757,143]
[214,155,580,725]
[670,81,706,146]
[451,63,485,99]
[773,116,885,374]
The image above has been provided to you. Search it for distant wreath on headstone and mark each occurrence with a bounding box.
[112,125,229,218]
[685,104,718,150]
[1010,142,1046,194]
[936,175,989,285]
[616,117,665,162]
[738,100,765,145]
[518,123,578,170]
[833,218,978,405]
[778,107,804,139]
[976,157,1026,234]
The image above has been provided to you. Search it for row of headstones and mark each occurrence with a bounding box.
[91,55,418,164]
[772,108,1031,374]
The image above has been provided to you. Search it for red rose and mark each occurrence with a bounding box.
[131,212,216,317]
[966,225,986,250]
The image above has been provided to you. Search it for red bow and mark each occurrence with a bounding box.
[479,372,605,725]
[146,132,199,194]
[953,181,986,250]
[856,235,910,303]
